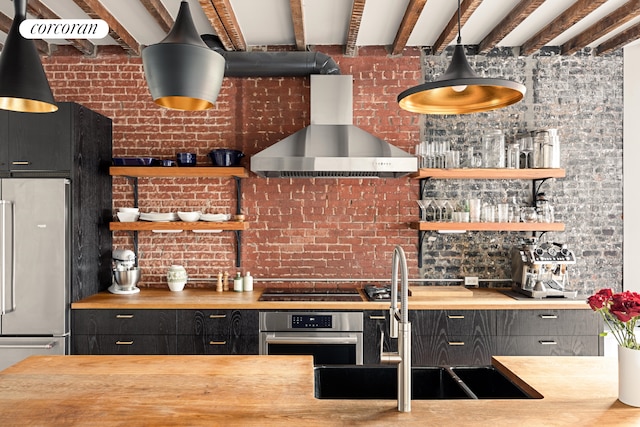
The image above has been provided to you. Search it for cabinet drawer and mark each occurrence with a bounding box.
[495,335,600,356]
[176,310,258,336]
[496,310,599,336]
[72,309,176,335]
[412,335,495,366]
[176,334,259,355]
[410,310,495,336]
[72,334,176,355]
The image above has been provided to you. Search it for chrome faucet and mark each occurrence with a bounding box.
[380,245,411,412]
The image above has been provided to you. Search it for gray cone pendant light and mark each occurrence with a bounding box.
[0,0,57,113]
[397,0,525,115]
[142,1,226,111]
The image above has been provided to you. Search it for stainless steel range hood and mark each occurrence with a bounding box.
[250,75,417,178]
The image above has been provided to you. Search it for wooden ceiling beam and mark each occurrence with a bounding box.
[345,0,366,56]
[520,0,607,56]
[198,0,234,50]
[391,0,428,56]
[290,0,306,51]
[562,0,640,55]
[478,0,545,53]
[432,0,482,55]
[72,0,140,56]
[596,21,640,55]
[210,0,246,51]
[140,0,174,34]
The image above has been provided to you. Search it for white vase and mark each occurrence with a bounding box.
[166,265,187,292]
[618,345,640,407]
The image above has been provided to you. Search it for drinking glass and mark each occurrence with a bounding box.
[442,200,454,222]
[518,133,533,168]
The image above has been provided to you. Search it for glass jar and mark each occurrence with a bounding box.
[481,130,505,168]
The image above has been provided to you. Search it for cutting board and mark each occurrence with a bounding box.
[409,286,473,298]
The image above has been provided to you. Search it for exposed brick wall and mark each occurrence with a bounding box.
[419,48,623,295]
[41,46,422,288]
[40,45,622,295]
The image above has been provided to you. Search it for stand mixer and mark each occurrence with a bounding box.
[108,249,141,294]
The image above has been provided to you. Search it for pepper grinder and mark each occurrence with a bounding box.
[223,271,229,291]
[216,271,223,292]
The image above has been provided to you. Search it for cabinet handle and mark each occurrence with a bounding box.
[369,315,386,320]
[11,161,30,165]
[538,340,558,345]
[539,314,558,319]
[447,315,465,319]
[116,314,134,319]
[209,341,227,345]
[209,314,227,319]
[447,341,465,346]
[115,341,134,345]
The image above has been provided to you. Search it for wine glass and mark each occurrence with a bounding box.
[416,200,428,221]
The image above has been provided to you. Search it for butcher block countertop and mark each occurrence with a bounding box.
[71,286,590,310]
[0,354,637,426]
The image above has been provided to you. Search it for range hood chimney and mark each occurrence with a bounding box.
[250,75,417,178]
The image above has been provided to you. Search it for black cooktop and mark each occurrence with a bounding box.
[258,287,363,302]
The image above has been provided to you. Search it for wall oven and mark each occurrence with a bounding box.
[259,312,363,365]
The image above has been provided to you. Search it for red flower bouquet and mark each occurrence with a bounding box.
[588,288,640,350]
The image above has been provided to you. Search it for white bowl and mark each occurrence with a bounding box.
[118,207,140,214]
[117,212,140,222]
[177,211,201,222]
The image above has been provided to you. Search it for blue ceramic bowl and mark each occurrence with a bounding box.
[176,152,196,167]
[209,149,244,167]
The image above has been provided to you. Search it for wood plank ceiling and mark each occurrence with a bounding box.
[0,0,638,57]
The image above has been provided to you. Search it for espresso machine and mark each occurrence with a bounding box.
[510,239,577,299]
[108,249,141,294]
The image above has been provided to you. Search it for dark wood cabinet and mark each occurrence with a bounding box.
[2,105,72,172]
[410,310,496,365]
[494,309,602,357]
[72,309,177,355]
[176,309,259,355]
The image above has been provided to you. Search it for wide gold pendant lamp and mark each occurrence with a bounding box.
[398,0,525,115]
[0,0,57,113]
[142,0,225,111]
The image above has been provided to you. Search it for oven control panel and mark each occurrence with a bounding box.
[291,314,332,329]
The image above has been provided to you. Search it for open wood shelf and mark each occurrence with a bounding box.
[110,221,249,232]
[410,221,565,232]
[410,168,566,180]
[110,166,249,178]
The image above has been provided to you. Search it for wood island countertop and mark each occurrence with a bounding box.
[71,287,591,310]
[0,354,637,426]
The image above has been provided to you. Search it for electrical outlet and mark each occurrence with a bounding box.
[464,276,479,287]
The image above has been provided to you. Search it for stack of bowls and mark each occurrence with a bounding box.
[117,207,140,222]
[177,211,201,222]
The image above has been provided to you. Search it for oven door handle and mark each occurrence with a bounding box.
[264,334,359,345]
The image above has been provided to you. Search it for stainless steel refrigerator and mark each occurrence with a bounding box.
[0,178,69,371]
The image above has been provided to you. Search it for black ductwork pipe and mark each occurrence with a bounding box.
[201,35,341,77]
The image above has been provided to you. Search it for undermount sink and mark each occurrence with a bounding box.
[314,365,541,400]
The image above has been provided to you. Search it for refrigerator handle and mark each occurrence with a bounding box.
[1,200,16,315]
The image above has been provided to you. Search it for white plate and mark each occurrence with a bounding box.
[140,212,179,222]
[200,213,231,222]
